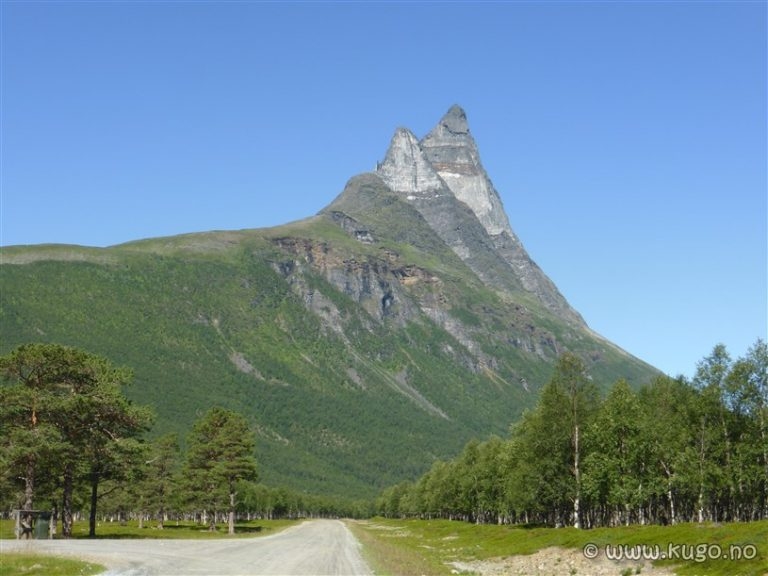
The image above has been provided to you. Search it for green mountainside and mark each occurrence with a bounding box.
[0,107,658,498]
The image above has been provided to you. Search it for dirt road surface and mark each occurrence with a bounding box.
[0,519,372,576]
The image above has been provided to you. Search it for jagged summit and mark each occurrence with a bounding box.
[376,127,443,199]
[378,105,511,236]
[369,105,584,327]
[419,105,512,237]
[429,104,470,136]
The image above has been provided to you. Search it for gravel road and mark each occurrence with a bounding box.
[0,519,372,576]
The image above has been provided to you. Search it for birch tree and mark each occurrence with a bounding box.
[584,379,649,526]
[638,375,694,525]
[549,352,598,528]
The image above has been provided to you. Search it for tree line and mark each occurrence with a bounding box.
[0,343,367,538]
[0,344,288,538]
[5,340,765,535]
[375,340,767,528]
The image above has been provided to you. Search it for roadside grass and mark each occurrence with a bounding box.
[352,518,768,576]
[347,520,445,576]
[0,518,299,540]
[0,552,104,576]
[0,519,300,576]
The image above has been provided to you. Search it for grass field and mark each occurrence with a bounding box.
[0,518,299,540]
[0,518,300,576]
[0,552,104,576]
[3,517,765,575]
[349,518,768,576]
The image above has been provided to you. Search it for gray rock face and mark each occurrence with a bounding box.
[377,127,444,199]
[420,105,512,237]
[375,105,585,327]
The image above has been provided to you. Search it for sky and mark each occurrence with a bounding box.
[1,1,765,380]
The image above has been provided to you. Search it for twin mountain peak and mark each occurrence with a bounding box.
[327,104,585,328]
[379,105,510,235]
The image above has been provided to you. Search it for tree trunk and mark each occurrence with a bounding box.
[721,414,734,521]
[697,417,707,524]
[760,408,768,519]
[62,463,74,538]
[573,423,581,529]
[88,470,99,538]
[229,490,236,535]
[24,456,35,511]
[668,482,676,525]
[50,506,58,538]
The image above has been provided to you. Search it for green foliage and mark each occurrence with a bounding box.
[377,342,768,529]
[0,342,364,532]
[182,407,258,533]
[583,379,649,524]
[131,433,180,528]
[0,343,152,537]
[0,517,299,539]
[354,518,768,576]
[0,216,659,500]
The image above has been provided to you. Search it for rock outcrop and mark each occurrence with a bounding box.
[374,105,584,327]
[376,128,444,199]
[420,104,512,237]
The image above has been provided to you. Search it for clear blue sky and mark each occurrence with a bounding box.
[1,1,765,380]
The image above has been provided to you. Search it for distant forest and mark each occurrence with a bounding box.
[0,344,370,539]
[2,340,765,534]
[376,340,767,528]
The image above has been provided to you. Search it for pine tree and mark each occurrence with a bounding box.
[0,343,152,537]
[140,434,180,529]
[183,407,258,534]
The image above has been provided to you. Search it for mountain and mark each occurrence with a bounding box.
[0,106,658,498]
[374,105,584,326]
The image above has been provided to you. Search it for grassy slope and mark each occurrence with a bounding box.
[0,205,658,498]
[0,237,504,497]
[349,518,768,576]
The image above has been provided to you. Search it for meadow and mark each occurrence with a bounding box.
[349,518,768,576]
[0,519,299,576]
[0,517,299,540]
[2,517,766,575]
[0,553,104,576]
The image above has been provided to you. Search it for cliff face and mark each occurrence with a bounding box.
[372,105,584,327]
[419,104,512,236]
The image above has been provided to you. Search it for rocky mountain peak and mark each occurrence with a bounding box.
[419,105,512,237]
[368,105,585,327]
[434,104,470,135]
[420,104,474,154]
[376,127,444,199]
